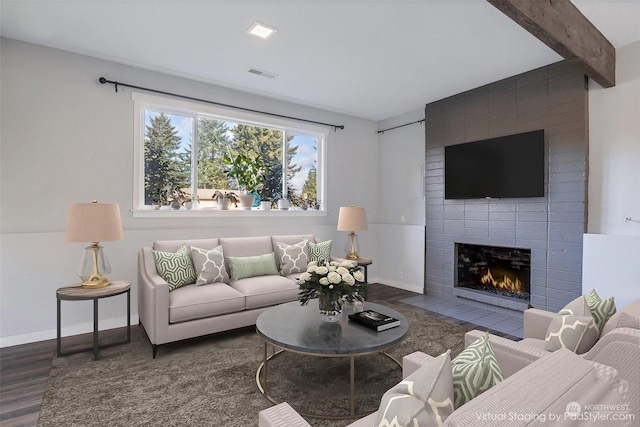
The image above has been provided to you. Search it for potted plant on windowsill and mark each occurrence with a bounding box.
[223,153,268,210]
[212,190,239,210]
[168,188,189,210]
[148,186,169,210]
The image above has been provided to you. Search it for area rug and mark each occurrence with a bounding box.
[38,303,469,427]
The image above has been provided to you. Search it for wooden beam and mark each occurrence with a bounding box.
[487,0,615,87]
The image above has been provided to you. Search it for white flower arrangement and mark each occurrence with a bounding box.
[298,259,367,305]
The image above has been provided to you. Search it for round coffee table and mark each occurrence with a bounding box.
[255,300,409,419]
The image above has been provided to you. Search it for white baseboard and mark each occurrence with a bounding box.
[0,314,139,348]
[371,277,424,295]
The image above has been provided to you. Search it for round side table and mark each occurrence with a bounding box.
[56,280,131,360]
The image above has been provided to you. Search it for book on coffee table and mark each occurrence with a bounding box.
[348,310,400,331]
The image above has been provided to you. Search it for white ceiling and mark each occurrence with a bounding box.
[1,0,639,121]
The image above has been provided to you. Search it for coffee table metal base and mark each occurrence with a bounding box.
[256,342,402,420]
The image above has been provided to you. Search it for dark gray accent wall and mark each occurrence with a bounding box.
[424,61,588,312]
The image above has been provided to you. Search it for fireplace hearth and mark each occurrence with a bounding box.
[455,243,531,302]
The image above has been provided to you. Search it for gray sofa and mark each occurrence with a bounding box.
[259,347,631,426]
[138,234,321,357]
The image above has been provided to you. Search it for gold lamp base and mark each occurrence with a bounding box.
[82,274,110,288]
[80,243,111,288]
[345,232,360,260]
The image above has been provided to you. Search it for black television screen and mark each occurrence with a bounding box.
[444,130,544,199]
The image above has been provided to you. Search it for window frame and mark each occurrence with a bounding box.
[132,92,327,217]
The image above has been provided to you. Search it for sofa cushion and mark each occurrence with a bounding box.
[230,275,299,310]
[227,253,279,282]
[220,236,273,258]
[308,240,332,263]
[152,243,197,291]
[191,245,229,285]
[274,239,309,276]
[601,312,640,337]
[451,332,503,409]
[153,238,219,252]
[585,289,617,334]
[168,283,245,323]
[545,296,599,354]
[375,350,454,427]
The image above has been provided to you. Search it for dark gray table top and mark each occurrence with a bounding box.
[256,300,409,355]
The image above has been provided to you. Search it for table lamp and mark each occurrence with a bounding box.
[65,200,123,288]
[337,206,367,260]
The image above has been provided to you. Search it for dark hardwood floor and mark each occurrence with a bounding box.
[0,284,496,427]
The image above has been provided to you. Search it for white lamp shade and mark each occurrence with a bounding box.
[337,206,368,232]
[65,202,123,242]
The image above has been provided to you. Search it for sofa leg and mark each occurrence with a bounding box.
[152,345,158,359]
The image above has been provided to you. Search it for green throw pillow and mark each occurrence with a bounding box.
[227,252,279,282]
[152,243,197,291]
[585,289,617,334]
[451,332,503,409]
[308,240,332,263]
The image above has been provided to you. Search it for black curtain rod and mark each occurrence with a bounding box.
[377,119,425,134]
[98,77,345,131]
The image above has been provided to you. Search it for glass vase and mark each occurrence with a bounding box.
[318,292,341,323]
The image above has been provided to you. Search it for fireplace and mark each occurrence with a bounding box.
[455,243,531,303]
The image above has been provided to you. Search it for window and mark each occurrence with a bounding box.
[133,93,326,214]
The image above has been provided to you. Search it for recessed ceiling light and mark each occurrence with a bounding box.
[247,21,277,40]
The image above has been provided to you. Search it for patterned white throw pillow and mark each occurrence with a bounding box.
[274,239,309,276]
[308,240,332,263]
[376,350,454,427]
[152,243,197,291]
[544,296,599,354]
[190,245,229,285]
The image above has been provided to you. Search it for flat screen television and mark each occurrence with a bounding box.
[444,129,545,199]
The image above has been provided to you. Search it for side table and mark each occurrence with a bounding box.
[56,280,131,360]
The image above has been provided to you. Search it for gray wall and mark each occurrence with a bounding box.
[424,61,588,312]
[0,38,380,346]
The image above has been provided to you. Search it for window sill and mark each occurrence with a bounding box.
[131,208,327,218]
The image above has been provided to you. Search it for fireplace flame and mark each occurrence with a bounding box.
[480,268,523,293]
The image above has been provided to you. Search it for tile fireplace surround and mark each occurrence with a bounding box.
[424,61,588,314]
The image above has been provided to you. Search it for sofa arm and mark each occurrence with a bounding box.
[465,330,547,378]
[583,328,640,421]
[523,308,554,339]
[258,403,311,427]
[402,351,435,378]
[137,247,170,345]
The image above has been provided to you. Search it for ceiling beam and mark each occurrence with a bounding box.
[487,0,615,87]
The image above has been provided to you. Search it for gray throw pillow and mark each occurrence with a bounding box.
[376,350,454,426]
[152,243,197,291]
[544,296,599,354]
[226,252,279,282]
[308,240,332,263]
[190,245,229,285]
[274,239,309,276]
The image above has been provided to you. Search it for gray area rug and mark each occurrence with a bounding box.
[39,303,469,427]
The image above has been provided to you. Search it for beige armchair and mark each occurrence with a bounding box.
[465,298,640,420]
